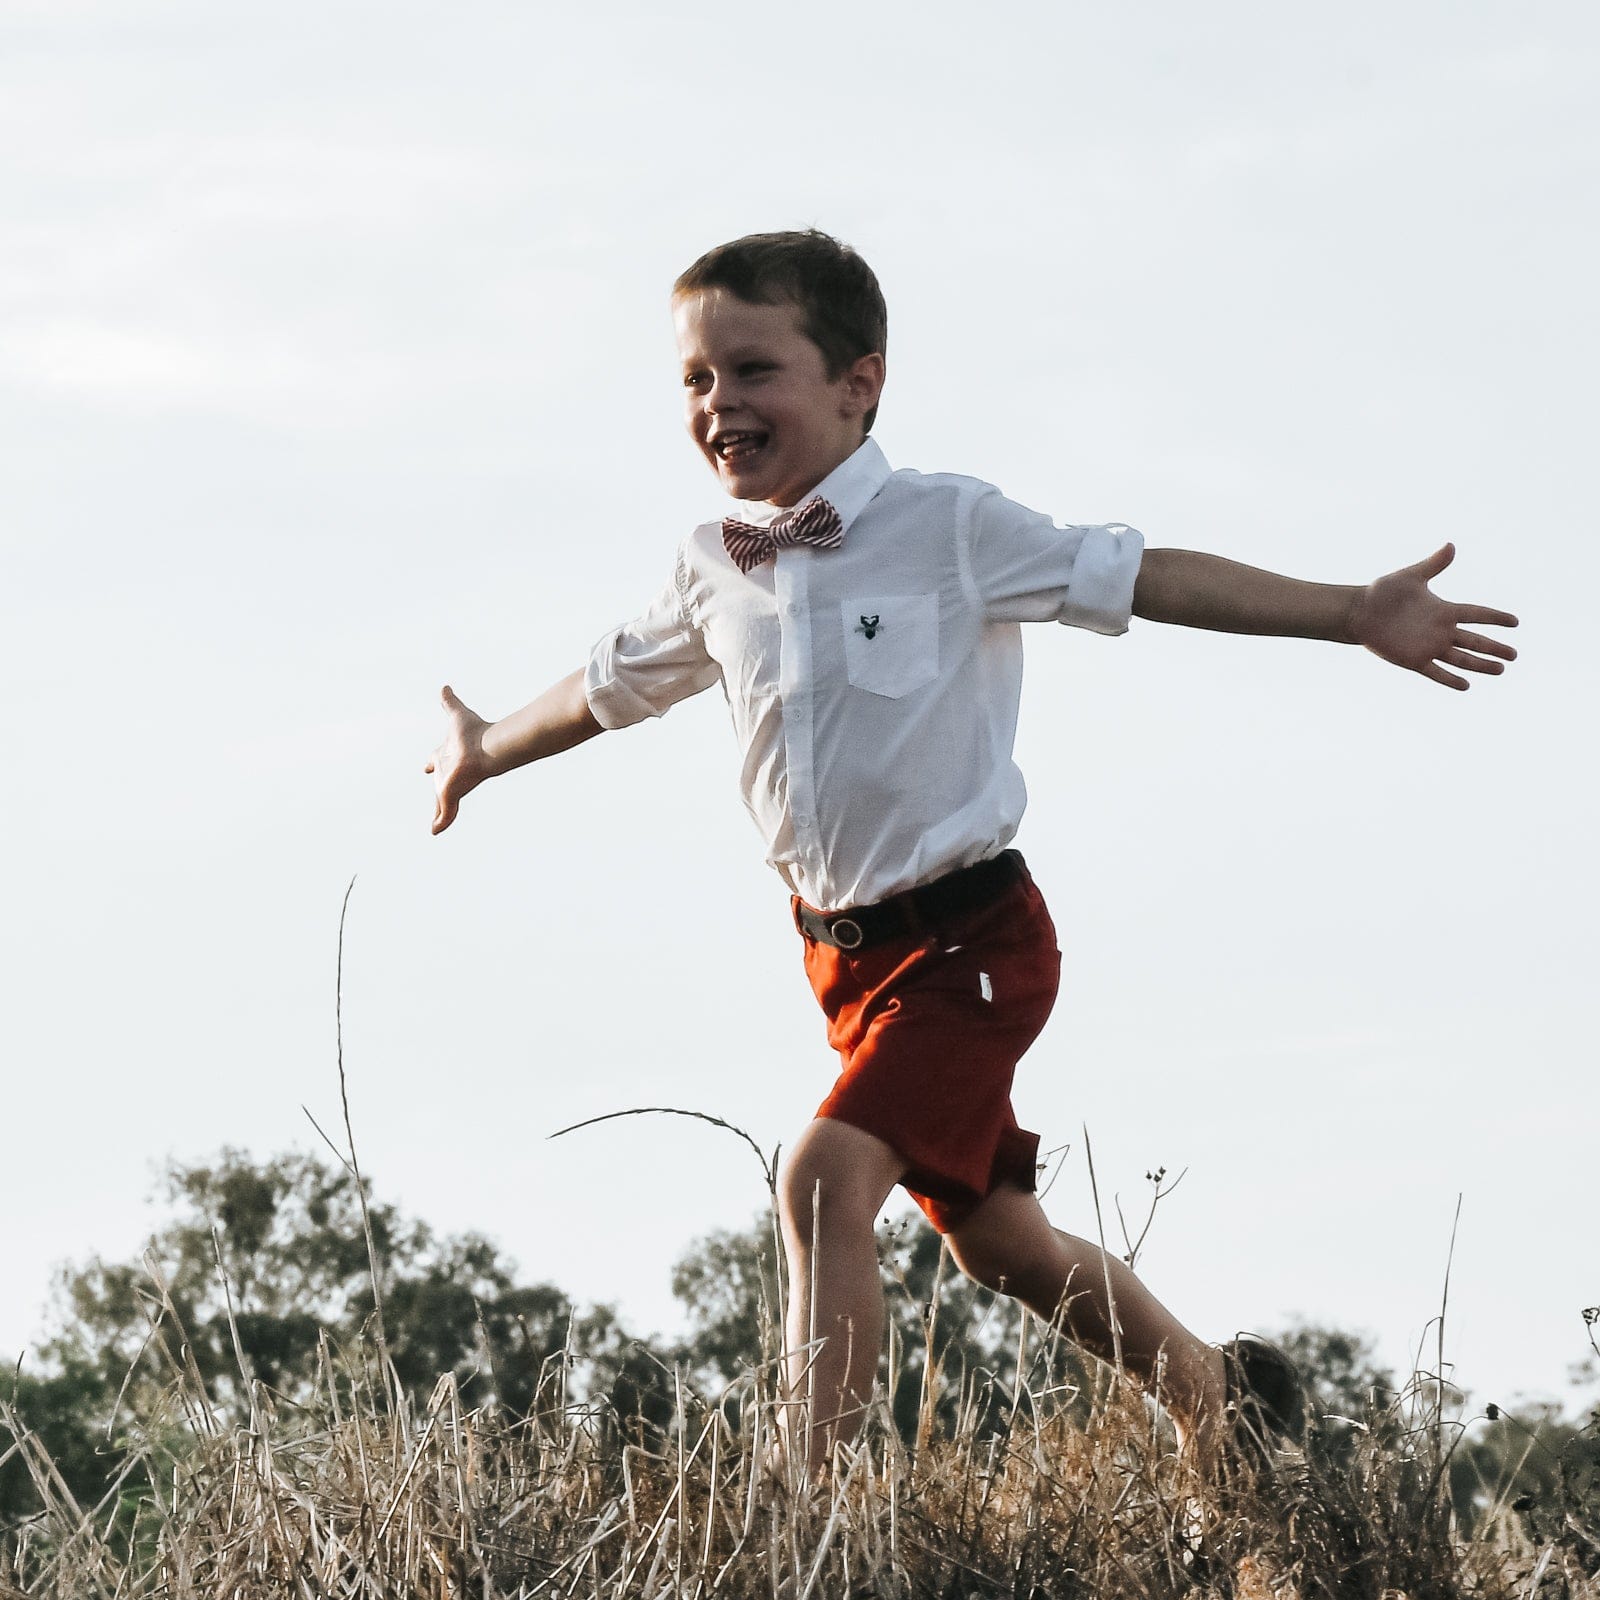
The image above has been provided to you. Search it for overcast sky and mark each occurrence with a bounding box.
[3,0,1595,1414]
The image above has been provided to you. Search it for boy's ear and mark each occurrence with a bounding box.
[841,352,886,420]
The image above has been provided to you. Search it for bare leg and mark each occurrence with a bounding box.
[947,1183,1225,1446]
[777,1119,907,1472]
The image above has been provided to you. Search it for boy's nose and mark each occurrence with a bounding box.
[705,377,740,413]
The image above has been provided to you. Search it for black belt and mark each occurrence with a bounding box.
[795,850,1026,951]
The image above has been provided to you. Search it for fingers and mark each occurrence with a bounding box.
[429,735,474,830]
[1454,629,1517,662]
[439,684,486,728]
[1418,660,1469,691]
[1413,543,1455,582]
[431,686,465,829]
[1458,605,1519,629]
[1442,646,1505,676]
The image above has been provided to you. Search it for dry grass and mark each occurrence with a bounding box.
[3,1300,1593,1600]
[6,905,1588,1597]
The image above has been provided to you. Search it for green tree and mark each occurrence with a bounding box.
[1275,1319,1399,1472]
[1276,1316,1600,1549]
[670,1212,784,1387]
[1,1149,648,1529]
[0,1355,114,1528]
[41,1150,590,1418]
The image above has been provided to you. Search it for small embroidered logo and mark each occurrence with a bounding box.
[856,614,881,640]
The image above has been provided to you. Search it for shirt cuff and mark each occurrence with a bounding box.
[1058,523,1145,636]
[584,634,659,730]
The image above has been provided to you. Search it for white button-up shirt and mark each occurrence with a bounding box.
[585,439,1144,911]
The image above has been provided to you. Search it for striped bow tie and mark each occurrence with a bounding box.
[721,497,844,574]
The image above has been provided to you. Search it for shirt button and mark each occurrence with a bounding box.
[795,813,813,828]
[786,603,799,617]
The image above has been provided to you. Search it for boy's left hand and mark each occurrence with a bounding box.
[1348,544,1518,690]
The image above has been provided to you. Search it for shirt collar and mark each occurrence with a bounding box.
[733,437,892,533]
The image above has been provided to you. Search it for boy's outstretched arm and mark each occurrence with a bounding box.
[426,670,604,834]
[1132,542,1518,690]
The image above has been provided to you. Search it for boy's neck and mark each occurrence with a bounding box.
[756,436,869,510]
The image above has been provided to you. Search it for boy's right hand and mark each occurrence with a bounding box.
[426,686,493,835]
[425,668,603,834]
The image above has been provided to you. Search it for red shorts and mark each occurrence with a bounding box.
[797,862,1061,1233]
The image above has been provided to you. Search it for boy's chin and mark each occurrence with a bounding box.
[716,456,783,503]
[714,455,830,509]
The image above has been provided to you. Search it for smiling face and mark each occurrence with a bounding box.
[674,288,885,508]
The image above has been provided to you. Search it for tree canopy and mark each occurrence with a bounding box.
[2,1150,626,1525]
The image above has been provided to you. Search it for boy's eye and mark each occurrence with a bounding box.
[682,361,774,391]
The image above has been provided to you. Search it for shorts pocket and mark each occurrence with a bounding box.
[841,593,939,699]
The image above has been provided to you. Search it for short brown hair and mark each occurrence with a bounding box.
[674,229,888,431]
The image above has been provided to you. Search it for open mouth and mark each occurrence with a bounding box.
[711,429,770,464]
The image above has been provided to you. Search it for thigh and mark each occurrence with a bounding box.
[946,1182,1067,1297]
[778,1118,908,1242]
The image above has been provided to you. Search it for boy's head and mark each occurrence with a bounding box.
[673,230,888,507]
[674,231,888,418]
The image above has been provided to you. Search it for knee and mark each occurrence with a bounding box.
[776,1120,905,1259]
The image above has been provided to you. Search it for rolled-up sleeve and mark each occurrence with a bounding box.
[967,486,1145,635]
[585,552,721,729]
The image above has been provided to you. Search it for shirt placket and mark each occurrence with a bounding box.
[772,552,825,897]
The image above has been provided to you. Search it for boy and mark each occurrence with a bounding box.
[427,230,1517,1471]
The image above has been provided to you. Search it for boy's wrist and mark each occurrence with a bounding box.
[475,669,602,780]
[478,720,516,779]
[1336,584,1366,647]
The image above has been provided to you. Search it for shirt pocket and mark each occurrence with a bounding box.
[840,593,939,699]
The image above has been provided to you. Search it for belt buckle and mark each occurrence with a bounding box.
[829,916,864,950]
